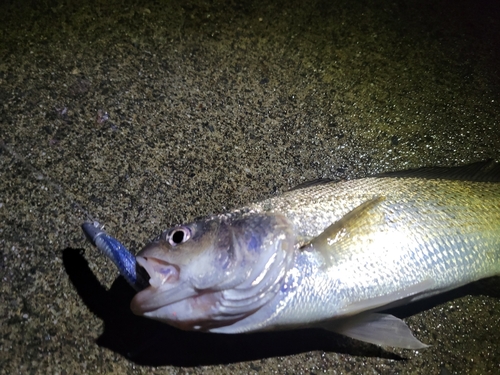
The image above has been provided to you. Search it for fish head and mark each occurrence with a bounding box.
[130,213,296,331]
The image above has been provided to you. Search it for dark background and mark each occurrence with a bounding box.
[1,0,499,373]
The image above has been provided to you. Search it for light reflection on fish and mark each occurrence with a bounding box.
[82,160,500,349]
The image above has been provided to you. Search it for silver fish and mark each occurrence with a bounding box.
[82,160,500,349]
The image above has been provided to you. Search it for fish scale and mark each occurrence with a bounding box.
[244,178,500,328]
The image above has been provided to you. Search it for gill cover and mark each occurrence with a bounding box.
[131,213,296,331]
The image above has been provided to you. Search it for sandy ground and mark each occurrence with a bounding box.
[1,0,500,374]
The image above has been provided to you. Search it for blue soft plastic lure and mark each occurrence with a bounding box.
[81,222,148,290]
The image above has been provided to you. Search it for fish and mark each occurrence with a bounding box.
[82,160,500,349]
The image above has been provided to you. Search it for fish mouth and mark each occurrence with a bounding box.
[136,256,180,288]
[131,256,196,315]
[130,256,226,330]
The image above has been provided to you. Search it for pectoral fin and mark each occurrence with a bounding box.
[323,313,429,349]
[305,196,385,266]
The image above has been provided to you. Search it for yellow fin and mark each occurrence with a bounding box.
[306,196,385,266]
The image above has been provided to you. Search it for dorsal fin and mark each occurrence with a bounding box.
[376,159,500,182]
[288,178,334,191]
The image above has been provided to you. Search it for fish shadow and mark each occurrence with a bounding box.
[62,247,499,367]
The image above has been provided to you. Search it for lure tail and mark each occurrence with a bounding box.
[82,222,149,291]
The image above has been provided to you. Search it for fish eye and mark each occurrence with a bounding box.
[167,226,191,246]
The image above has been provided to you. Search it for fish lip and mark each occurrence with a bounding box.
[136,256,181,288]
[130,282,198,315]
[131,256,196,315]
